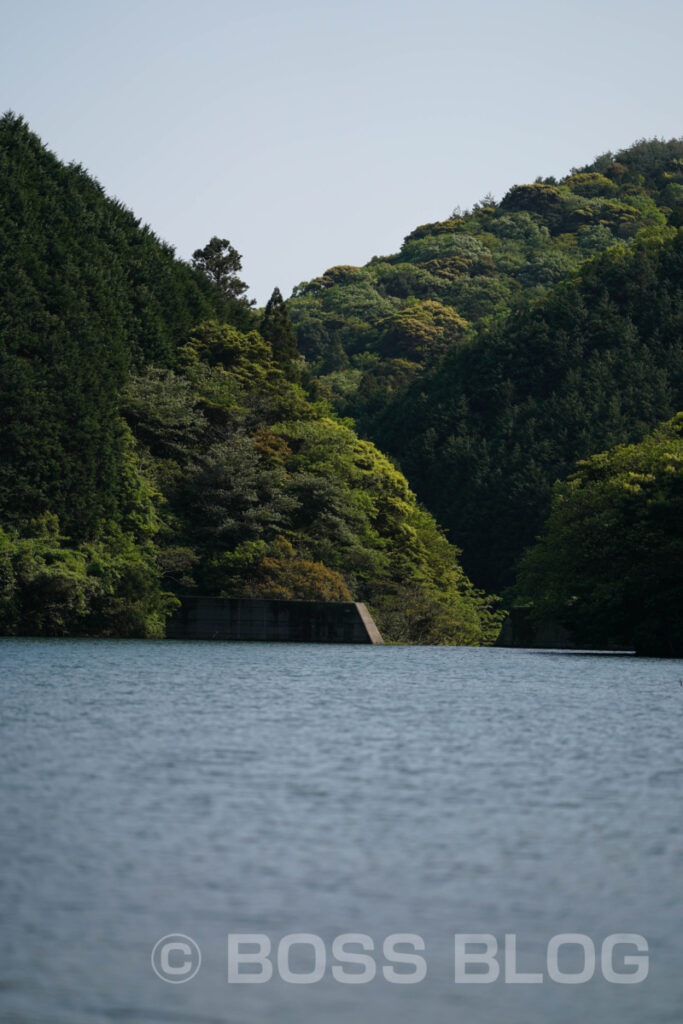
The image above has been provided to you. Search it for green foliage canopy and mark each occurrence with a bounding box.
[516,415,683,657]
[374,230,683,592]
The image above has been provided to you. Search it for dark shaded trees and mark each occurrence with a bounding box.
[516,415,683,657]
[371,230,683,592]
[0,112,225,543]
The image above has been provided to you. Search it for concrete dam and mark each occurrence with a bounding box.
[166,597,384,644]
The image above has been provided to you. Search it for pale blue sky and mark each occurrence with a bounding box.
[2,0,682,303]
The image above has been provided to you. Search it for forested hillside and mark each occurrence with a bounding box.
[288,139,683,594]
[0,113,502,644]
[374,232,683,591]
[3,114,681,650]
[0,111,230,541]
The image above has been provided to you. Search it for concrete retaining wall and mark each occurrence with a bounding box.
[166,597,384,644]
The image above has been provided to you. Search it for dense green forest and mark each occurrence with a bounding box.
[288,139,683,618]
[373,231,683,592]
[2,113,681,652]
[0,113,502,644]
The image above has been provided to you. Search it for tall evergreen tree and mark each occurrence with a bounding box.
[261,287,299,377]
[191,237,249,300]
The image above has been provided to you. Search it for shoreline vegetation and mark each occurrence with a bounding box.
[0,113,681,655]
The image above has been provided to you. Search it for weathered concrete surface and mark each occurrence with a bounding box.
[166,597,384,644]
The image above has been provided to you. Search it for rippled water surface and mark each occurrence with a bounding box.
[1,638,682,1023]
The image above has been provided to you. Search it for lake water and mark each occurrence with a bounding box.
[1,638,681,1023]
